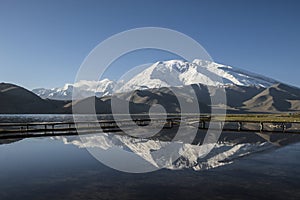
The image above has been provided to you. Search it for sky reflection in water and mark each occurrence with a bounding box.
[0,131,299,200]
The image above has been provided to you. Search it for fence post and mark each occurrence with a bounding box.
[260,122,264,132]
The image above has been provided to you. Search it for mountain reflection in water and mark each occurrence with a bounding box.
[0,135,299,200]
[0,115,300,199]
[55,133,275,172]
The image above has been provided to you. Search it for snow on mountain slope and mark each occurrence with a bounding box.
[117,59,277,93]
[33,59,278,100]
[32,79,116,100]
[53,134,272,171]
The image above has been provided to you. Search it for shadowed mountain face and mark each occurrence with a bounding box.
[1,82,300,114]
[0,83,66,114]
[243,83,300,112]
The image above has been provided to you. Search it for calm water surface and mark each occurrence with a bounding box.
[0,115,299,200]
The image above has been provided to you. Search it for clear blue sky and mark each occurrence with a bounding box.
[0,0,300,89]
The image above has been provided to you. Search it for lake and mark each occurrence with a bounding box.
[0,115,299,199]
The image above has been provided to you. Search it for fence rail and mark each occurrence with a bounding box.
[0,117,299,139]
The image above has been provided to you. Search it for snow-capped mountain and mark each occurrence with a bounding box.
[53,133,272,172]
[117,59,277,92]
[33,59,278,100]
[33,79,116,100]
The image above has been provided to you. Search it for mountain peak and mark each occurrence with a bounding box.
[32,59,278,100]
[118,59,277,92]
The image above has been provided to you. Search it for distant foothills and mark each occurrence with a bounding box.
[1,82,300,114]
